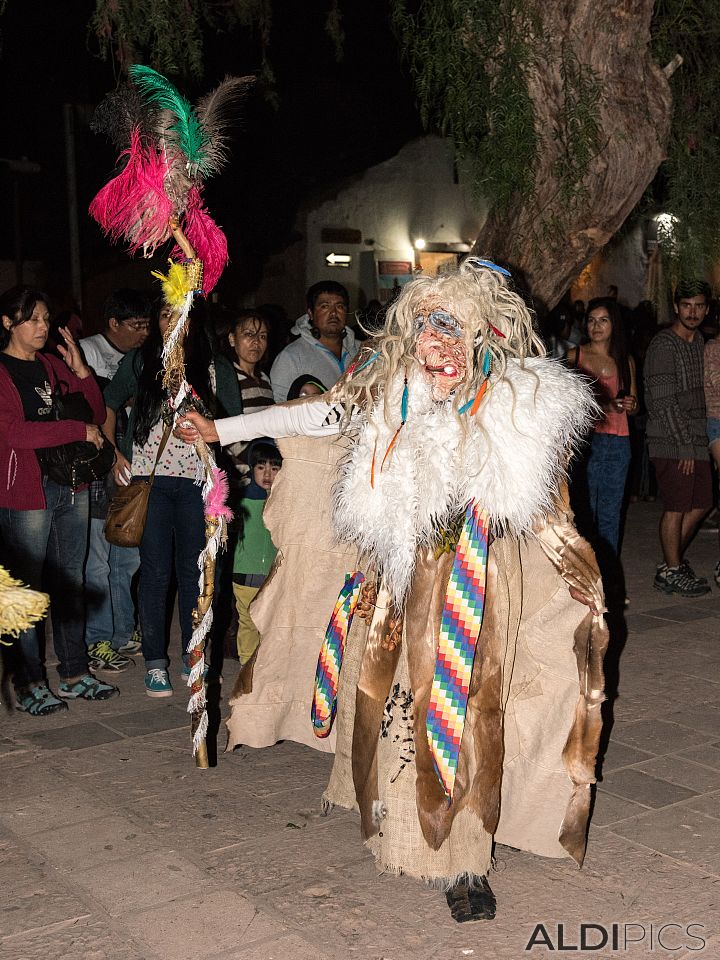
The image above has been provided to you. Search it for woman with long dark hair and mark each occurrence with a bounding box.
[0,286,118,714]
[103,300,241,698]
[567,297,637,569]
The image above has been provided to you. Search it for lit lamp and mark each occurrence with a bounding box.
[414,238,426,250]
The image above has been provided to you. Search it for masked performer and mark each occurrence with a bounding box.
[178,259,607,923]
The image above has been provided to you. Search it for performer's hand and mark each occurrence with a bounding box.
[569,585,600,616]
[168,216,196,261]
[175,410,219,445]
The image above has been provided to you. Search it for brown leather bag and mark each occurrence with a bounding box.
[104,424,172,548]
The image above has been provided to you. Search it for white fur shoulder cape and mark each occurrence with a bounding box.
[332,357,596,606]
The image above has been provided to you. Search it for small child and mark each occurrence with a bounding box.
[232,440,282,664]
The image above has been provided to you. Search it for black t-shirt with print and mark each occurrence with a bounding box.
[0,353,53,421]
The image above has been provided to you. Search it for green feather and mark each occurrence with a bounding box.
[129,65,207,174]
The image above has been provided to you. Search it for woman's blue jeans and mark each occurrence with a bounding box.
[585,432,632,555]
[0,479,89,685]
[137,475,206,670]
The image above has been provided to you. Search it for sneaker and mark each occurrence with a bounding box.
[15,683,68,716]
[679,559,709,585]
[653,564,710,598]
[58,674,119,701]
[88,641,132,673]
[145,668,173,698]
[181,659,209,681]
[118,628,142,656]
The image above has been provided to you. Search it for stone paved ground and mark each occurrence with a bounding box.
[1,501,719,960]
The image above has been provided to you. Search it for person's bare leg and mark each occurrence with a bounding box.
[659,511,683,567]
[680,506,711,556]
[711,442,720,560]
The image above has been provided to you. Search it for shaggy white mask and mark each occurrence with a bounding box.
[332,357,596,607]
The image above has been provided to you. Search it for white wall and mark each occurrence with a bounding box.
[290,136,485,310]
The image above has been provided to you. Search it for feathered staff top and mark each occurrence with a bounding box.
[89,66,254,294]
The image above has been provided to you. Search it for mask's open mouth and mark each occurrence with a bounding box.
[424,362,460,377]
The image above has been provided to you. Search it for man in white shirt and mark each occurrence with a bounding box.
[80,289,151,672]
[270,282,358,402]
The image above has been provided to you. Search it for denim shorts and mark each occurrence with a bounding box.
[707,417,720,446]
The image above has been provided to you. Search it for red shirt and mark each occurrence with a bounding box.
[0,352,105,510]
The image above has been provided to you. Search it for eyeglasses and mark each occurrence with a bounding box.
[123,320,150,331]
[414,309,463,339]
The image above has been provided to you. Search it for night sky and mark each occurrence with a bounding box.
[0,0,423,315]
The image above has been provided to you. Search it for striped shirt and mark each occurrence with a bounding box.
[235,366,274,412]
[644,328,708,460]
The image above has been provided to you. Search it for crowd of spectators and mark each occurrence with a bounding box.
[543,281,720,603]
[3,271,719,715]
[0,279,357,714]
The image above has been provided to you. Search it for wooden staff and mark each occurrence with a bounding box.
[161,221,220,767]
[189,515,217,769]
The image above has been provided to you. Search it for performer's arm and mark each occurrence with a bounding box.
[178,399,346,446]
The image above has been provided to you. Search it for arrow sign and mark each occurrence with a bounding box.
[326,252,352,267]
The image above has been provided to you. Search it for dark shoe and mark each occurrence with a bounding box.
[654,564,710,598]
[16,684,68,716]
[88,641,132,673]
[58,674,119,701]
[679,559,709,585]
[446,876,496,922]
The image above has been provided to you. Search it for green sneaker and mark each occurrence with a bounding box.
[16,684,68,716]
[144,668,173,698]
[58,674,119,701]
[88,640,132,673]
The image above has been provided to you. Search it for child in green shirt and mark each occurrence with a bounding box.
[232,440,282,663]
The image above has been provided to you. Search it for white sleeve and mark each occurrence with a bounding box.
[215,400,345,446]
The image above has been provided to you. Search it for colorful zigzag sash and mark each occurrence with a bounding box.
[426,502,490,800]
[311,570,365,738]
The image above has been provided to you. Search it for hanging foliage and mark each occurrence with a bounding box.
[650,0,720,280]
[88,0,273,81]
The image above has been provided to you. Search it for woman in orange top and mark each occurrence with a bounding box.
[567,297,637,562]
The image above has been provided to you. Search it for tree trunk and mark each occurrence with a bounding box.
[472,0,672,310]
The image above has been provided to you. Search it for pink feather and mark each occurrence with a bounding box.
[205,467,233,522]
[89,127,173,256]
[173,186,228,293]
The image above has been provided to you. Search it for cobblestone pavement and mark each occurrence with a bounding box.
[1,502,719,960]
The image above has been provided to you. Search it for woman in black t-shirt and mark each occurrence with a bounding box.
[0,286,119,715]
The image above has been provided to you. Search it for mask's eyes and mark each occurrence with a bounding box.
[414,315,425,331]
[427,309,462,339]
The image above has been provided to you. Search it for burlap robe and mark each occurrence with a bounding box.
[227,435,607,884]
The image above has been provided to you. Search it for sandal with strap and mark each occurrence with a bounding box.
[16,684,69,716]
[58,674,119,701]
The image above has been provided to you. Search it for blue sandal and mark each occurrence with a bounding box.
[16,684,69,716]
[58,674,119,701]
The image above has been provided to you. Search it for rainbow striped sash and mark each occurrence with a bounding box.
[426,502,489,800]
[311,570,365,738]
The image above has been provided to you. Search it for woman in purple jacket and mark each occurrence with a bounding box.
[0,286,118,715]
